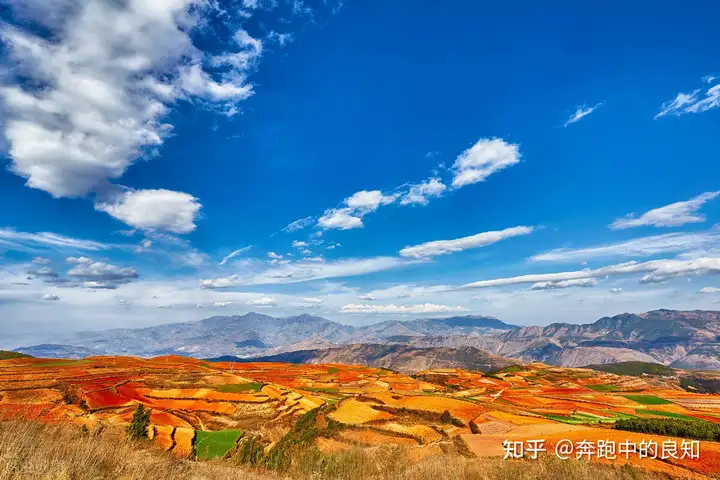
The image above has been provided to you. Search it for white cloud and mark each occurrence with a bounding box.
[42,293,60,301]
[610,191,720,229]
[65,256,93,264]
[400,178,447,205]
[451,138,521,188]
[317,208,364,230]
[199,274,239,289]
[462,257,720,289]
[399,226,534,259]
[213,301,234,307]
[0,1,258,200]
[340,303,468,315]
[532,232,720,263]
[292,240,308,248]
[610,288,623,294]
[563,102,604,127]
[67,260,138,288]
[530,278,598,290]
[303,256,324,263]
[0,228,111,252]
[267,31,293,47]
[247,297,276,307]
[281,216,314,233]
[268,252,283,260]
[358,293,376,300]
[700,287,720,293]
[218,246,252,266]
[345,190,398,212]
[96,189,202,234]
[655,78,720,118]
[31,257,51,264]
[302,297,322,304]
[318,190,397,230]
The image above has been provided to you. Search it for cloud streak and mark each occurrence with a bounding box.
[399,226,534,259]
[462,257,720,289]
[340,303,468,314]
[563,102,604,127]
[532,231,720,263]
[610,191,720,229]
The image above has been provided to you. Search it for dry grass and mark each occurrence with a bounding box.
[0,421,671,480]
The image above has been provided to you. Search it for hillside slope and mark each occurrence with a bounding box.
[212,344,521,374]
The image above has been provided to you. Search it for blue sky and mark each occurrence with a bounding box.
[1,0,719,347]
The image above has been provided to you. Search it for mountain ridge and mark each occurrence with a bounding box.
[14,309,720,370]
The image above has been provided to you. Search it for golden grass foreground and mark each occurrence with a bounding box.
[0,419,670,480]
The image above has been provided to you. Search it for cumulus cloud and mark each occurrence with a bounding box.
[530,278,598,290]
[451,138,521,188]
[317,208,363,230]
[610,192,720,229]
[655,78,720,118]
[0,228,110,252]
[318,190,398,230]
[28,266,58,279]
[700,287,720,293]
[32,257,51,264]
[213,301,234,307]
[65,256,93,264]
[0,1,261,230]
[199,274,239,289]
[42,293,60,301]
[563,102,604,127]
[610,288,623,294]
[462,257,720,289]
[302,297,322,304]
[268,252,283,260]
[399,226,533,259]
[340,303,468,314]
[218,246,252,266]
[292,240,308,248]
[95,189,202,234]
[247,297,276,307]
[532,232,720,263]
[67,259,138,289]
[358,293,376,300]
[400,178,447,206]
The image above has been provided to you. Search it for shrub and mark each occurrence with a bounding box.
[125,404,151,440]
[614,417,720,441]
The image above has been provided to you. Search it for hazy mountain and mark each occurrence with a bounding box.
[13,344,100,359]
[386,310,720,369]
[209,344,520,374]
[13,309,720,370]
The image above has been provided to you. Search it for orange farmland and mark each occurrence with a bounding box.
[1,356,719,478]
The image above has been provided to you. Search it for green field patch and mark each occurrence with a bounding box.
[545,413,614,425]
[622,395,672,405]
[586,384,619,392]
[194,429,244,459]
[326,367,339,374]
[215,382,263,393]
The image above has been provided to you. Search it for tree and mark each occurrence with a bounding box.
[126,404,151,440]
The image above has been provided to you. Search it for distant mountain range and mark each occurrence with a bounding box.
[14,309,720,370]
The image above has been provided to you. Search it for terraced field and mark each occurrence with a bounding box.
[1,356,719,478]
